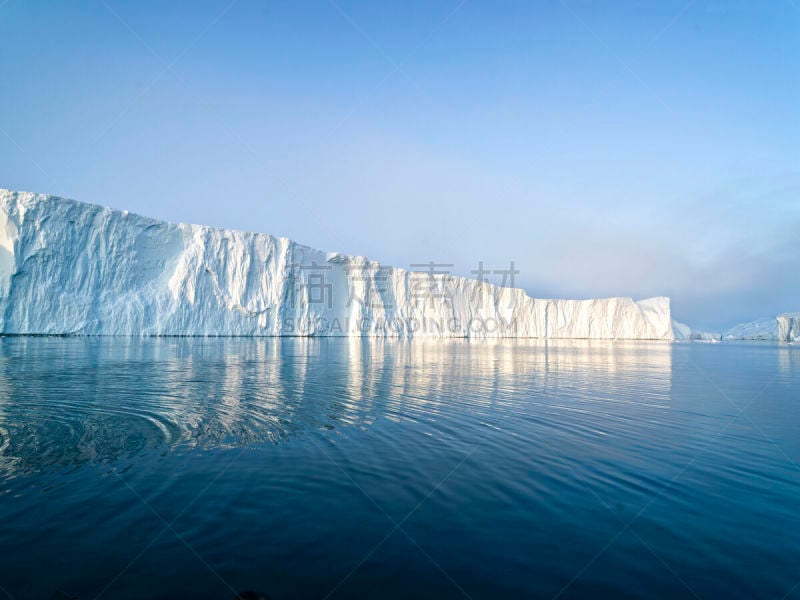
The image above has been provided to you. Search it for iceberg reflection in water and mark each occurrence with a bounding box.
[0,337,672,475]
[0,337,797,600]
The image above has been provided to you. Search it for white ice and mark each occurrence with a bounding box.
[0,189,675,339]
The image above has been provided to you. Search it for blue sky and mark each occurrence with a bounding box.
[1,0,798,329]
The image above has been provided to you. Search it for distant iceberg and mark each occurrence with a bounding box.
[679,315,800,343]
[671,320,692,341]
[690,331,722,342]
[0,189,674,339]
[723,317,778,341]
[672,321,721,342]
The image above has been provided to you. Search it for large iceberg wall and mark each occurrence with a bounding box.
[0,190,673,339]
[778,314,800,343]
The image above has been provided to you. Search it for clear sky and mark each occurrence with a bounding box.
[1,1,798,330]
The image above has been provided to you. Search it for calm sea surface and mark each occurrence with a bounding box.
[0,337,798,599]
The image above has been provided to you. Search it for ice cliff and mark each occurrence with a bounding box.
[778,314,800,343]
[0,189,674,339]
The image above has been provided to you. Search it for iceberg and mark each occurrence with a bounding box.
[671,320,692,341]
[672,320,722,342]
[778,314,800,343]
[689,331,722,342]
[675,315,800,344]
[723,317,778,341]
[0,189,674,339]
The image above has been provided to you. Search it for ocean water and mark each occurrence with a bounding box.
[0,337,798,599]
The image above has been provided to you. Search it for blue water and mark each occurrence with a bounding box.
[0,338,798,599]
